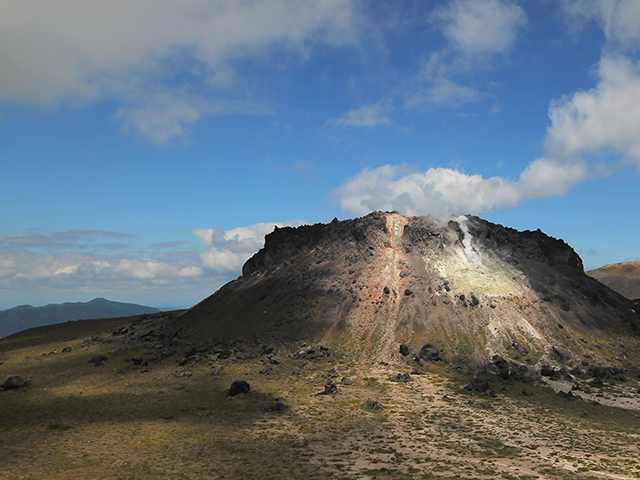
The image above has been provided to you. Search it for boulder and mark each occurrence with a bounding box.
[399,344,410,356]
[419,341,444,362]
[90,354,108,367]
[540,365,556,377]
[228,380,251,396]
[320,379,338,395]
[1,375,27,391]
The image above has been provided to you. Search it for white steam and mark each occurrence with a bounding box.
[454,215,484,267]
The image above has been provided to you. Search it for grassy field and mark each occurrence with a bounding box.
[2,314,640,480]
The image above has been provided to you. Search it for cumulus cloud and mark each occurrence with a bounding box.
[193,220,305,275]
[546,55,640,167]
[0,0,358,142]
[331,102,393,128]
[332,160,588,217]
[336,1,640,219]
[431,0,527,56]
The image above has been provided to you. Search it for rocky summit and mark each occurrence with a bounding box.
[178,212,640,374]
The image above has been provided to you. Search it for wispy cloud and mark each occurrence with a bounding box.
[403,0,526,112]
[330,101,393,128]
[562,0,640,51]
[405,79,482,109]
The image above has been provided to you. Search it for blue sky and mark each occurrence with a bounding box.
[1,0,640,309]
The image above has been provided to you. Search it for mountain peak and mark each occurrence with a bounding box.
[181,212,638,371]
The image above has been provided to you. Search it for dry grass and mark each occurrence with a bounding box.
[2,317,640,480]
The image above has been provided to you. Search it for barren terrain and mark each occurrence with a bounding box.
[2,313,640,480]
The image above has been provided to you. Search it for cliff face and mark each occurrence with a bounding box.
[180,212,639,371]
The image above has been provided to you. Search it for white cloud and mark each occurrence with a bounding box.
[193,220,305,275]
[431,0,527,56]
[0,0,358,142]
[332,160,588,218]
[331,102,393,128]
[0,220,307,304]
[563,0,640,50]
[546,55,640,167]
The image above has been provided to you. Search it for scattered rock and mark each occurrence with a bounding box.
[228,380,251,396]
[419,341,444,362]
[391,372,411,382]
[588,377,604,388]
[403,289,413,296]
[261,345,275,355]
[364,399,382,410]
[127,356,148,367]
[293,345,330,360]
[340,377,355,386]
[173,370,192,378]
[540,365,556,377]
[399,344,410,356]
[90,354,108,367]
[1,375,27,391]
[383,286,390,295]
[317,379,338,395]
[552,346,572,362]
[61,347,72,353]
[112,326,129,336]
[464,377,495,397]
[491,355,513,380]
[470,294,480,307]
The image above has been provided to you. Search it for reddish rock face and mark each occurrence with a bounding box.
[179,212,640,371]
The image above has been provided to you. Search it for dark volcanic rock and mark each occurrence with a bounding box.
[540,365,556,377]
[399,344,410,356]
[90,354,108,367]
[1,375,27,391]
[464,377,495,396]
[419,341,444,362]
[391,372,411,382]
[228,380,251,396]
[317,379,339,395]
[364,399,382,410]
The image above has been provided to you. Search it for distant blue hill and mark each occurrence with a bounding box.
[0,298,161,339]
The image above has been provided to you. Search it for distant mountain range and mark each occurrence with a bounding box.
[587,261,640,300]
[0,298,160,339]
